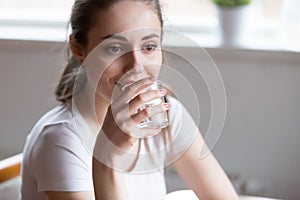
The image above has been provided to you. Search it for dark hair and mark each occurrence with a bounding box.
[55,0,163,103]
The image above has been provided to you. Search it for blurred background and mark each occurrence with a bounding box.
[0,0,299,199]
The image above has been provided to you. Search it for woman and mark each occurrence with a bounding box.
[20,0,239,199]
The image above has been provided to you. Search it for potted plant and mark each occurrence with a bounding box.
[212,0,251,8]
[212,0,252,47]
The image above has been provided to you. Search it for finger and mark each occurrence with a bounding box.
[129,89,166,114]
[116,114,163,138]
[131,103,170,124]
[118,76,157,103]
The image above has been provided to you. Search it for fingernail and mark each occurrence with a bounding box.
[160,89,166,95]
[164,103,170,109]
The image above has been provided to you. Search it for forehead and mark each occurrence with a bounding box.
[87,1,161,47]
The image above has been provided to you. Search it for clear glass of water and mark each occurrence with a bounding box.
[137,80,169,129]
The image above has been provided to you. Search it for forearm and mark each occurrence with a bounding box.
[174,133,239,199]
[181,153,239,200]
[92,157,129,200]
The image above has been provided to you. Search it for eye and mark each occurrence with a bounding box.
[105,45,124,54]
[142,44,157,52]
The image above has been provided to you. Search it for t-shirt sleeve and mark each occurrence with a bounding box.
[167,96,199,157]
[29,123,93,192]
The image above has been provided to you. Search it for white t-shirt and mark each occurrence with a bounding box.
[20,96,197,200]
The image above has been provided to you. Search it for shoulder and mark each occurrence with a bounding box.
[165,95,181,109]
[28,122,88,169]
[37,104,75,128]
[25,119,92,192]
[165,95,183,116]
[23,105,80,154]
[38,122,80,150]
[165,95,198,153]
[21,105,93,193]
[165,95,197,129]
[23,105,89,170]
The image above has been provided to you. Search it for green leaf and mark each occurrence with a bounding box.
[212,0,251,8]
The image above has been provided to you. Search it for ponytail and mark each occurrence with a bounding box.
[55,56,86,103]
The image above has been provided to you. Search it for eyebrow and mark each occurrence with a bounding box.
[102,34,127,41]
[141,33,160,40]
[101,33,160,41]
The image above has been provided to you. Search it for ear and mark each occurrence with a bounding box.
[69,34,86,63]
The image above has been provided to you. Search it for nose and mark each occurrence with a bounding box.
[124,49,144,73]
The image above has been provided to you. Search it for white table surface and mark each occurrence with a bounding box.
[165,190,282,200]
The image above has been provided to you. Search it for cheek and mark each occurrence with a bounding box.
[145,51,162,76]
[101,63,123,81]
[95,62,123,98]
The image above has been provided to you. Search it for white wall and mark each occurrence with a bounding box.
[0,40,65,159]
[164,47,300,200]
[0,39,299,199]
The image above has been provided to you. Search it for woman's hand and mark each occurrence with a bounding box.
[93,76,169,169]
[92,76,169,200]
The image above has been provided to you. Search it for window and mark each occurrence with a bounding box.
[0,0,72,41]
[162,0,290,49]
[0,0,298,51]
[0,0,72,21]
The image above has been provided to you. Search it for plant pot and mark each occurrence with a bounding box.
[216,4,251,47]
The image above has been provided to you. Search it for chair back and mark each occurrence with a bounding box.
[0,153,22,183]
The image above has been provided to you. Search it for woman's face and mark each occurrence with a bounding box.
[81,1,162,102]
